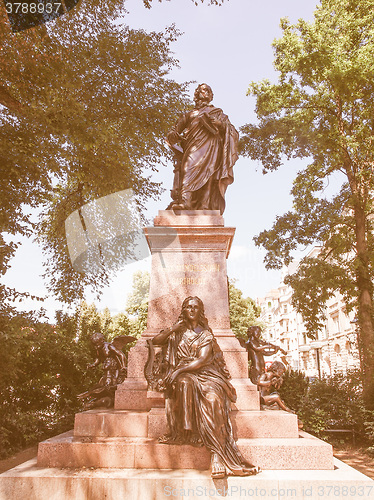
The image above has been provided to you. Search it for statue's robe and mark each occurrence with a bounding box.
[161,328,253,474]
[167,105,238,214]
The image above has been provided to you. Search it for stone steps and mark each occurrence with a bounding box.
[2,458,372,500]
[37,430,334,470]
[2,456,373,500]
[73,408,299,440]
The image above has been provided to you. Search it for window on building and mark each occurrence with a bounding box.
[334,344,342,367]
[332,314,340,334]
[324,326,329,339]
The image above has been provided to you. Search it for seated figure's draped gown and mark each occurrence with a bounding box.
[161,327,253,474]
[167,104,238,214]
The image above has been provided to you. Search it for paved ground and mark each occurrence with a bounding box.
[0,446,38,474]
[333,446,374,480]
[1,444,374,479]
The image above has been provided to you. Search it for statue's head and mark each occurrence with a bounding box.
[247,325,262,339]
[179,296,211,331]
[268,361,286,376]
[194,83,213,106]
[91,332,105,347]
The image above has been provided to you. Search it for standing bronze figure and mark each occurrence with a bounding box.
[151,296,259,479]
[166,84,239,214]
[238,326,287,385]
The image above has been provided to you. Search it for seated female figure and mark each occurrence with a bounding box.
[152,296,259,479]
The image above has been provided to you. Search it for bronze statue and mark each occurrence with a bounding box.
[78,332,136,409]
[150,296,260,479]
[238,326,287,385]
[257,361,293,413]
[166,84,239,214]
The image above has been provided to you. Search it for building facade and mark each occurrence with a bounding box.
[256,251,360,379]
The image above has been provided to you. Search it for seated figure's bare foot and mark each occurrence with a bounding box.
[187,432,203,447]
[228,464,261,476]
[211,453,226,479]
[242,465,261,476]
[158,433,179,444]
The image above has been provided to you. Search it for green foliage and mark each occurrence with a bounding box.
[0,310,93,458]
[279,370,374,451]
[365,415,374,456]
[294,371,371,446]
[0,0,190,311]
[228,278,261,339]
[0,296,142,459]
[106,313,133,341]
[278,369,309,413]
[285,257,356,337]
[240,0,374,406]
[126,270,150,336]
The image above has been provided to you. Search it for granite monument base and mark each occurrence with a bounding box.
[1,457,373,500]
[1,211,373,498]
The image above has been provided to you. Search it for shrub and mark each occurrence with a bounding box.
[296,371,369,443]
[278,369,309,412]
[278,369,374,451]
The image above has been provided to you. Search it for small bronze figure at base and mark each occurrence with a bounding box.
[238,326,287,385]
[78,332,136,409]
[149,296,260,479]
[257,361,293,412]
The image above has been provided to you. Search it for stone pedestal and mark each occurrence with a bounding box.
[115,210,254,411]
[1,210,373,499]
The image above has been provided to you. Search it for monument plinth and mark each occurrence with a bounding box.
[115,210,257,411]
[1,209,372,498]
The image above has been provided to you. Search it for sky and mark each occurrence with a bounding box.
[4,0,343,319]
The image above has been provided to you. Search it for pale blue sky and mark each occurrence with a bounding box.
[5,0,345,318]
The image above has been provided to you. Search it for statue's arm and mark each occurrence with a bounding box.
[179,344,212,373]
[166,113,188,145]
[152,328,172,346]
[248,341,268,353]
[153,320,185,346]
[257,374,272,388]
[87,354,101,369]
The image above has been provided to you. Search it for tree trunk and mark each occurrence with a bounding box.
[354,203,374,409]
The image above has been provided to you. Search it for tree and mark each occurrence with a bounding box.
[0,309,94,458]
[228,279,261,339]
[126,270,150,336]
[0,0,190,311]
[240,0,374,407]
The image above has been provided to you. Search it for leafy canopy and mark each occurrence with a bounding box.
[240,0,374,406]
[0,0,190,310]
[228,279,261,339]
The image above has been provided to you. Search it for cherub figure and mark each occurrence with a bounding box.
[257,361,293,412]
[238,326,287,384]
[78,332,136,409]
